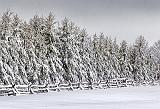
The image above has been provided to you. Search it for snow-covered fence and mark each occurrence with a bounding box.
[31,85,49,93]
[59,83,73,91]
[15,85,30,95]
[108,79,119,88]
[0,78,135,96]
[126,79,135,87]
[116,78,128,88]
[48,84,59,92]
[99,81,109,89]
[99,78,133,89]
[0,85,16,96]
[81,82,93,90]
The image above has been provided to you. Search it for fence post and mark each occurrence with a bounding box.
[56,83,60,92]
[45,83,49,92]
[28,83,34,94]
[11,84,18,96]
[68,81,73,91]
[78,82,83,90]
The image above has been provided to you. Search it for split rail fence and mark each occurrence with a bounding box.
[0,78,155,96]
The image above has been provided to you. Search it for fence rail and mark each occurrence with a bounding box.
[0,78,152,96]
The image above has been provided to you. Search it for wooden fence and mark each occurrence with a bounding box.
[0,78,135,96]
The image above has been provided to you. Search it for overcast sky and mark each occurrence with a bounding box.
[0,0,160,45]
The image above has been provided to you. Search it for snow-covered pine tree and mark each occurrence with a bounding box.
[118,40,131,78]
[0,10,159,88]
[129,36,151,83]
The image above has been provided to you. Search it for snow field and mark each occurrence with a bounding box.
[0,86,160,109]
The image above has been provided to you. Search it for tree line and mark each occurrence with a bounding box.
[0,10,160,85]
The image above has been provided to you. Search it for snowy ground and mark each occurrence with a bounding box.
[0,86,160,109]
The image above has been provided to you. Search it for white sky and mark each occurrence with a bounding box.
[0,0,160,45]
